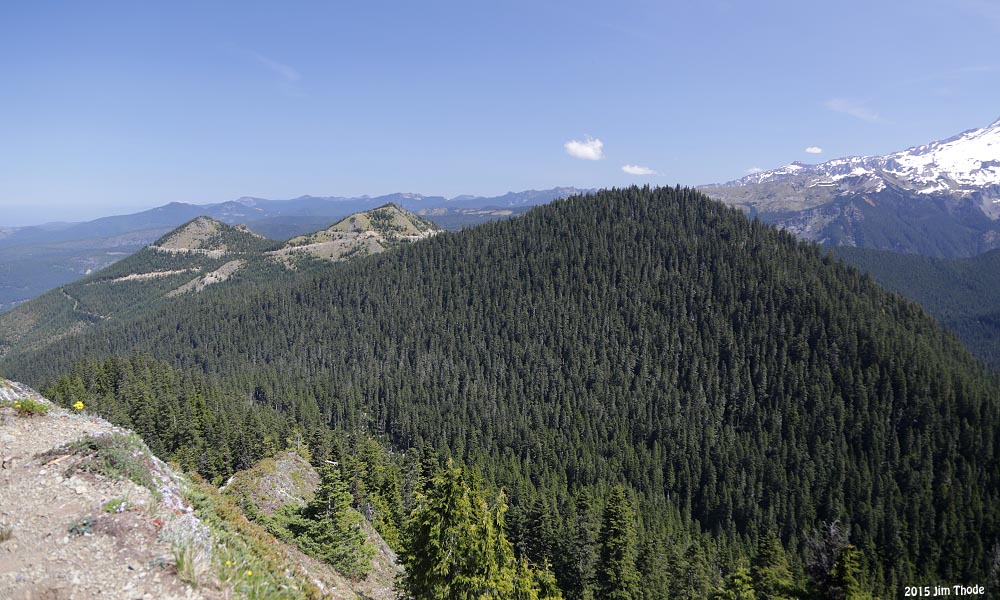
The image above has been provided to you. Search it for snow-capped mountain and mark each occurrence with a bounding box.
[729,117,1000,199]
[700,118,1000,257]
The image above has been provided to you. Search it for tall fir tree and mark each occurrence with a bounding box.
[828,545,870,600]
[751,531,796,599]
[714,566,756,600]
[596,485,640,600]
[399,461,561,599]
[300,464,375,579]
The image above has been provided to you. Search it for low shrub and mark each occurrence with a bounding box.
[44,432,160,501]
[10,397,49,417]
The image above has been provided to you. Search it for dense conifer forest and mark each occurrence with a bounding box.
[7,186,1000,597]
[837,246,1000,368]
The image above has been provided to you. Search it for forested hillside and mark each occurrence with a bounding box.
[4,187,999,597]
[0,206,436,362]
[837,246,1000,368]
[0,217,283,361]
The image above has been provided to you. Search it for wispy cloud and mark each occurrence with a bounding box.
[825,98,880,122]
[250,51,300,82]
[622,164,656,175]
[745,167,764,174]
[958,64,1000,74]
[564,137,604,160]
[805,146,823,154]
[958,0,1000,30]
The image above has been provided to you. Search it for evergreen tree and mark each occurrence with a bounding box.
[300,464,375,579]
[751,531,795,599]
[533,560,564,600]
[714,566,756,600]
[555,491,601,599]
[828,545,870,600]
[597,485,640,600]
[674,541,716,599]
[524,495,558,563]
[399,462,560,599]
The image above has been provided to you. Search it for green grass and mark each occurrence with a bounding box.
[102,497,129,514]
[172,541,207,588]
[182,475,322,599]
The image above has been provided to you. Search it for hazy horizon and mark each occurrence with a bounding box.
[3,0,998,225]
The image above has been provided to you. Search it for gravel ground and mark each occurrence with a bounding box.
[0,381,209,600]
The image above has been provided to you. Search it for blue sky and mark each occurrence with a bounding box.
[2,0,998,225]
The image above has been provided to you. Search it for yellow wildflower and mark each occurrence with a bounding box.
[225,560,232,566]
[73,401,84,411]
[245,570,253,577]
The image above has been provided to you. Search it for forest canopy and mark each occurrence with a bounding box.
[11,186,1000,597]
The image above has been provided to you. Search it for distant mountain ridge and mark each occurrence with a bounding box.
[728,117,1000,200]
[2,187,591,247]
[700,118,1000,257]
[0,187,590,312]
[229,187,590,215]
[0,204,438,360]
[270,204,441,267]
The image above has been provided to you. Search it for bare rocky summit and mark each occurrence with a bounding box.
[151,217,262,256]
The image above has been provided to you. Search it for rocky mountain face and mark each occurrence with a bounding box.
[700,118,1000,256]
[0,378,245,598]
[0,378,396,599]
[221,451,399,599]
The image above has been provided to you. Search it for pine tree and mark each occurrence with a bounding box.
[714,566,756,600]
[828,545,870,600]
[300,464,375,579]
[400,462,475,599]
[596,485,640,600]
[533,560,564,600]
[675,541,715,599]
[399,462,561,599]
[751,531,795,599]
[514,557,543,600]
[524,494,557,563]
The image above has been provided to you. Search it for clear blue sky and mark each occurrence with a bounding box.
[2,0,998,225]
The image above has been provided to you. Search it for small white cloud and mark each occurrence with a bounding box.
[805,146,823,154]
[564,137,604,160]
[622,164,657,175]
[825,98,880,122]
[745,167,764,174]
[250,51,300,82]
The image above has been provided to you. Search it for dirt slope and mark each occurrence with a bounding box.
[0,380,210,600]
